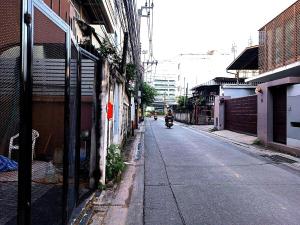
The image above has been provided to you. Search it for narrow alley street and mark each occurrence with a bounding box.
[144,118,300,225]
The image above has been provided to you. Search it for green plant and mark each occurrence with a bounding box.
[98,38,121,65]
[209,127,218,132]
[252,138,261,146]
[141,82,158,106]
[197,97,206,106]
[177,95,193,110]
[177,96,187,109]
[126,63,136,82]
[98,182,107,191]
[106,144,125,182]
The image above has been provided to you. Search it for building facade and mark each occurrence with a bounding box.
[186,77,256,125]
[247,1,300,155]
[152,76,177,112]
[0,0,141,224]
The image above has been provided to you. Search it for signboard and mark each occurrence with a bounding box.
[107,102,113,120]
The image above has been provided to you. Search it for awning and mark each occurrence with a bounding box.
[227,46,258,70]
[246,61,300,83]
[82,1,114,33]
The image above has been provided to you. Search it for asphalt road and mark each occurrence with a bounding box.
[144,118,300,225]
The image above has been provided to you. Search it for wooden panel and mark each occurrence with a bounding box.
[225,95,257,135]
[272,86,287,144]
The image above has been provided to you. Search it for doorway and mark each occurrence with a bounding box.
[272,86,287,144]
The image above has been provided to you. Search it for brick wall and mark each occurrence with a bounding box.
[0,0,20,54]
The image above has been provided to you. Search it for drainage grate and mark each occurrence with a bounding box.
[260,154,297,164]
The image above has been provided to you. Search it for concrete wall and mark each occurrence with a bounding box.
[174,112,191,124]
[130,96,136,129]
[257,77,300,153]
[99,61,110,184]
[214,96,231,130]
[287,84,300,148]
[257,83,273,145]
[113,83,120,144]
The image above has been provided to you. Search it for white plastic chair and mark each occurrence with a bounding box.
[8,129,39,160]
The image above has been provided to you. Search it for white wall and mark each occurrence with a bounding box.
[99,61,110,184]
[287,84,300,148]
[223,88,255,98]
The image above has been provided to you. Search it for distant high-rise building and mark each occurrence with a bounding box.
[151,76,177,112]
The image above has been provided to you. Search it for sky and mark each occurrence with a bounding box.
[138,0,297,90]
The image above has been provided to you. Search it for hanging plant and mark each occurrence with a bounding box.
[97,38,121,65]
[126,63,136,82]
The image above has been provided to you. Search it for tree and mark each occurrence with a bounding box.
[126,63,136,82]
[177,95,193,111]
[141,82,157,106]
[177,96,188,109]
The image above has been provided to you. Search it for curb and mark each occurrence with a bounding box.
[88,122,145,225]
[126,125,145,225]
[70,192,97,225]
[175,122,300,171]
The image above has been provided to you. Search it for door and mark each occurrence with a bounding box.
[272,86,287,144]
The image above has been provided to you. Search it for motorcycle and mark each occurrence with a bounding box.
[154,115,157,120]
[165,116,173,128]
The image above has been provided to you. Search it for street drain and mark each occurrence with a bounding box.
[260,154,297,164]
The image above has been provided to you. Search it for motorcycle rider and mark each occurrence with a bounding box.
[153,111,158,120]
[165,109,174,124]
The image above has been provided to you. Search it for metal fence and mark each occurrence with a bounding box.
[259,1,300,73]
[79,52,101,203]
[0,1,102,224]
[0,1,21,224]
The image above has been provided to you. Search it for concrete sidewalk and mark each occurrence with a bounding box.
[213,130,257,145]
[88,123,145,225]
[189,125,257,145]
[183,124,300,170]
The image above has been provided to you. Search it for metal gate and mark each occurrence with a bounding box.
[225,95,257,135]
[31,3,69,225]
[0,1,102,224]
[78,49,101,203]
[0,1,21,224]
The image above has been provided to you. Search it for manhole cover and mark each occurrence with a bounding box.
[260,154,297,164]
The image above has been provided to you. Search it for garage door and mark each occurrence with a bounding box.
[225,95,257,135]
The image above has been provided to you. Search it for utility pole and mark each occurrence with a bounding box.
[231,42,239,84]
[231,42,237,59]
[185,82,188,108]
[138,1,154,83]
[143,60,158,83]
[183,76,186,99]
[163,91,167,114]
